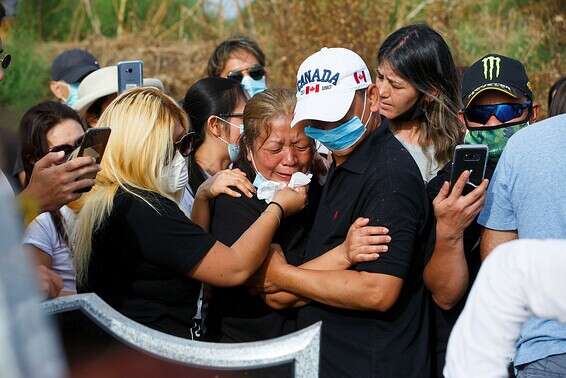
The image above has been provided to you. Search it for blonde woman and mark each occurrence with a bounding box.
[73,87,306,338]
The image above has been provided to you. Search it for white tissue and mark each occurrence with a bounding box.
[256,172,312,203]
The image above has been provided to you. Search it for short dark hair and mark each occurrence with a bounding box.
[207,36,266,77]
[549,77,566,117]
[183,77,246,149]
[19,101,85,244]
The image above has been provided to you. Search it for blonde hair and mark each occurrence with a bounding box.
[73,87,189,285]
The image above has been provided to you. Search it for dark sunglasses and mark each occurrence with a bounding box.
[48,134,84,157]
[227,65,266,83]
[465,102,531,124]
[174,130,196,157]
[48,143,76,156]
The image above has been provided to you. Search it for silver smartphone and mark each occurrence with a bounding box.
[117,60,143,93]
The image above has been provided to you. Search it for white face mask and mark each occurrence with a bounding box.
[161,150,189,194]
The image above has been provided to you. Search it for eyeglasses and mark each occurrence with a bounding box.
[227,65,266,83]
[0,49,11,69]
[174,130,196,157]
[48,134,85,157]
[465,102,531,124]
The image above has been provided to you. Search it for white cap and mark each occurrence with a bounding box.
[291,47,371,127]
[73,66,165,115]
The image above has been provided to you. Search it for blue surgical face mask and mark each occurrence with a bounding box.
[241,76,267,98]
[227,144,240,162]
[304,91,371,152]
[214,116,243,162]
[64,82,80,107]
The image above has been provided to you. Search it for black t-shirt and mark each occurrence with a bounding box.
[297,122,434,378]
[79,188,216,339]
[207,173,321,342]
[188,153,208,196]
[425,160,497,377]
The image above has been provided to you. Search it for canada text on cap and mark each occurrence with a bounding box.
[291,47,371,127]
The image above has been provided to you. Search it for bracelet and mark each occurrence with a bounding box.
[263,209,281,226]
[268,201,285,218]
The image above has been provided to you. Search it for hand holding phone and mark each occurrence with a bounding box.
[67,127,111,192]
[433,167,489,239]
[450,144,488,191]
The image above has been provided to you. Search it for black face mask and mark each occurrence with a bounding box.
[392,94,425,123]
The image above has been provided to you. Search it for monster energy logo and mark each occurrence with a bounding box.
[482,56,501,80]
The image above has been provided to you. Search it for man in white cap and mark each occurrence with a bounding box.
[259,48,433,377]
[73,65,164,128]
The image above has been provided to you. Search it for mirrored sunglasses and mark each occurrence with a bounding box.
[465,102,531,124]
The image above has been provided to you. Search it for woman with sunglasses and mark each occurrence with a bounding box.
[20,101,87,296]
[424,53,539,376]
[180,77,249,217]
[73,87,306,339]
[207,36,267,98]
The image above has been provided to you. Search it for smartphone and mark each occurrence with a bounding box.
[117,60,143,93]
[450,144,488,191]
[67,128,111,192]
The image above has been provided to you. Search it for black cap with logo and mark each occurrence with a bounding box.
[462,54,533,108]
[51,49,100,84]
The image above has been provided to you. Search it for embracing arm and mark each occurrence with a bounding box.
[271,264,403,311]
[264,218,390,309]
[190,169,255,231]
[189,187,306,287]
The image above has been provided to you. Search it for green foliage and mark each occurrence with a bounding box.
[0,0,563,115]
[0,32,49,113]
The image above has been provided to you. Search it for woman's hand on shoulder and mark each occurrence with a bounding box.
[196,168,255,201]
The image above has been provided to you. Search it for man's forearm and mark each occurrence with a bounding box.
[424,234,469,310]
[272,265,398,311]
[262,246,350,310]
[300,243,351,270]
[264,291,310,310]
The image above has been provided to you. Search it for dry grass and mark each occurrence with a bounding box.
[2,0,565,115]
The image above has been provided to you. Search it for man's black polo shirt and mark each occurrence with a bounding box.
[297,121,433,378]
